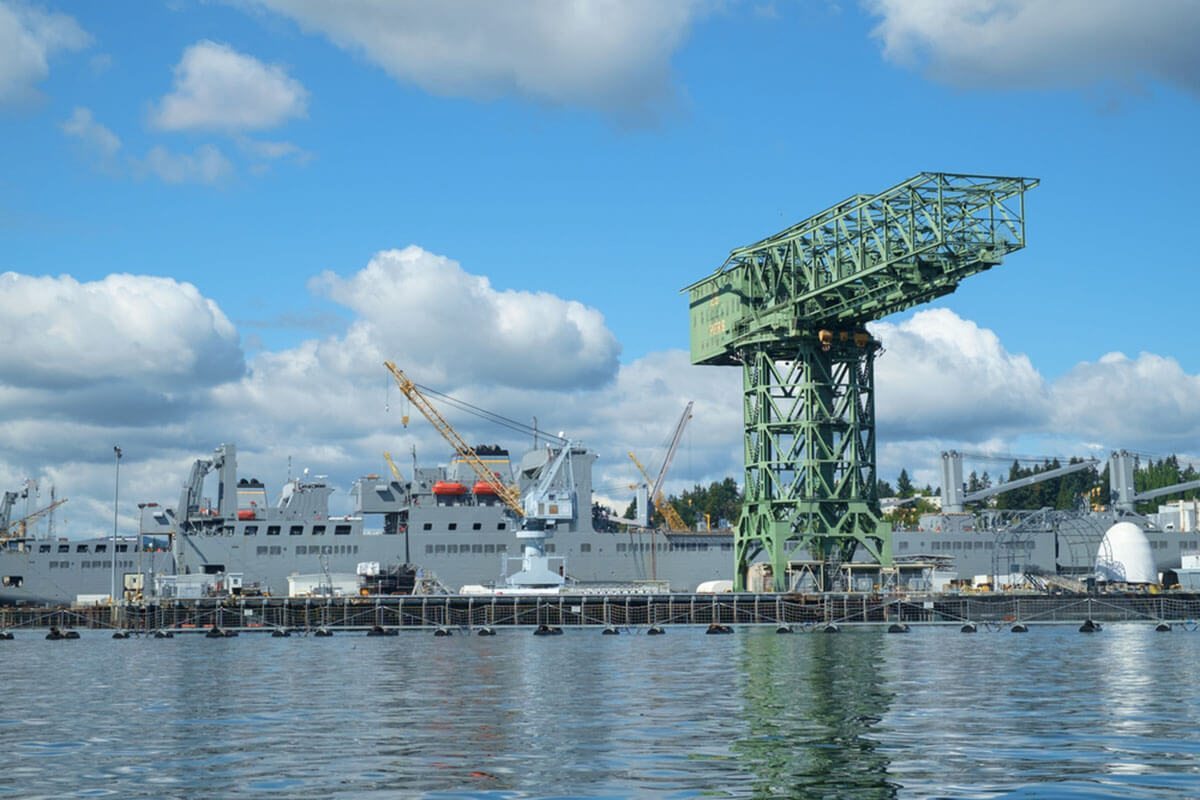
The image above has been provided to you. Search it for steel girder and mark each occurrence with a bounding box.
[687,173,1036,590]
[735,338,891,590]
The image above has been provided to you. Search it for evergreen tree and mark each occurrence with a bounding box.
[896,469,915,498]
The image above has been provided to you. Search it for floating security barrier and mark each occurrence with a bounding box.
[775,625,792,634]
[313,626,334,637]
[271,627,291,637]
[822,623,840,634]
[366,625,397,637]
[433,626,453,637]
[646,625,666,636]
[960,622,978,633]
[153,629,174,639]
[1078,619,1102,633]
[533,624,563,636]
[1156,622,1172,632]
[1011,622,1029,633]
[705,623,734,635]
[111,630,130,639]
[601,626,620,635]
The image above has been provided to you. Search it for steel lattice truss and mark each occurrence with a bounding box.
[687,173,1037,590]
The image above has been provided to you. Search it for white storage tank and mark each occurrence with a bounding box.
[1094,521,1158,584]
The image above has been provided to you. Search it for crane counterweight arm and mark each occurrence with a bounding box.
[384,361,524,517]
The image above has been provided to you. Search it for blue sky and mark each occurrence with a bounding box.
[3,0,1200,533]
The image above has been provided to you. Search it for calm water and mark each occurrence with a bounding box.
[1,623,1198,798]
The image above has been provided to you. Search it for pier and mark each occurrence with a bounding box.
[5,592,1200,634]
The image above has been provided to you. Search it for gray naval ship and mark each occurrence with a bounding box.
[0,442,733,606]
[4,444,1198,605]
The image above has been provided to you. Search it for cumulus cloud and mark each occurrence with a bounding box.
[312,246,621,390]
[872,308,1050,440]
[1052,352,1200,450]
[61,106,120,160]
[866,0,1200,95]
[151,40,309,132]
[0,272,243,392]
[137,143,234,185]
[0,1,90,106]
[240,0,705,118]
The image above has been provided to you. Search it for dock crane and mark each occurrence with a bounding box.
[628,401,694,532]
[1,497,68,540]
[687,172,1037,590]
[384,361,523,517]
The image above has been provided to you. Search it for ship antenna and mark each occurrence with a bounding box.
[287,456,292,481]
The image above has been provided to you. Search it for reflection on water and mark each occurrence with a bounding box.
[0,624,1199,798]
[736,631,896,798]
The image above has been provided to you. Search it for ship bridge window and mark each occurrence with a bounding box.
[425,545,433,554]
[434,544,445,553]
[58,544,69,553]
[267,526,280,536]
[290,525,304,536]
[95,544,107,553]
[484,544,495,553]
[422,523,432,531]
[2,576,22,587]
[38,544,50,553]
[497,544,507,553]
[312,525,326,536]
[270,546,282,555]
[334,525,351,536]
[472,544,483,553]
[76,544,89,553]
[222,526,235,536]
[497,523,507,531]
[472,522,482,531]
[448,544,458,553]
[580,543,591,553]
[898,541,909,551]
[202,564,225,574]
[296,546,307,555]
[117,544,128,553]
[257,546,268,555]
[244,525,258,536]
[448,523,458,532]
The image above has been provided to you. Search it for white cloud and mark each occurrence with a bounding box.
[866,0,1200,95]
[151,40,308,132]
[1052,352,1200,450]
[241,0,706,117]
[0,272,243,393]
[61,106,120,160]
[0,1,90,106]
[138,143,234,184]
[872,308,1050,440]
[312,246,621,390]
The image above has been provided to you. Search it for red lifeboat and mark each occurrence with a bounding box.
[237,509,256,521]
[432,481,468,496]
[473,481,497,495]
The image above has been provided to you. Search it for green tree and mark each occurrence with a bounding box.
[896,469,915,498]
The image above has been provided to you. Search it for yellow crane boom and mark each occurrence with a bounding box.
[382,451,404,483]
[1,497,68,540]
[628,451,687,532]
[384,361,524,517]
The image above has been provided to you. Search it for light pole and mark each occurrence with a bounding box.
[111,445,122,607]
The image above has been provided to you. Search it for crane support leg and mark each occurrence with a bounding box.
[733,337,892,591]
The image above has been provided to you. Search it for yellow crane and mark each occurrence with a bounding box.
[1,498,68,540]
[382,451,404,483]
[384,361,524,517]
[628,451,688,532]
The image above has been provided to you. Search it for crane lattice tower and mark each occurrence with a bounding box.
[685,172,1038,591]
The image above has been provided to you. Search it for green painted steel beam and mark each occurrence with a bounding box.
[687,172,1038,366]
[685,172,1036,591]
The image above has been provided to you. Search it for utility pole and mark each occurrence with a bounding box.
[111,445,122,611]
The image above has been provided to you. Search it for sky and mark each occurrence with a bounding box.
[2,0,1200,535]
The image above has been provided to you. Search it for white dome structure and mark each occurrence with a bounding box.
[1094,521,1158,584]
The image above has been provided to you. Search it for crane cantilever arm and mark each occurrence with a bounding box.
[384,361,524,517]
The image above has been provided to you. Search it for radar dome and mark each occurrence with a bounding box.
[1094,521,1158,584]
